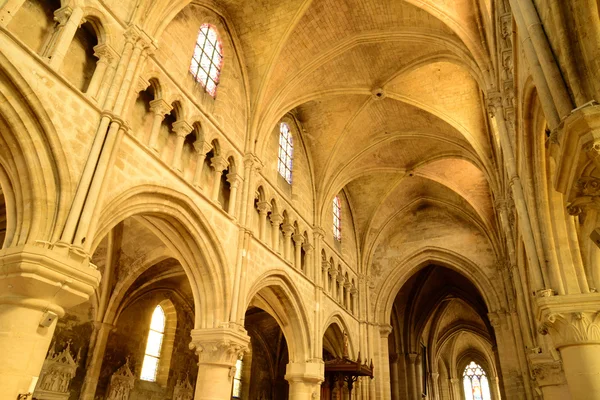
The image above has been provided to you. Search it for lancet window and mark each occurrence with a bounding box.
[190,24,223,97]
[333,195,342,241]
[463,361,492,400]
[278,122,293,184]
[140,305,166,381]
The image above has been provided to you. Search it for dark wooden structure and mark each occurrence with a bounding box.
[321,353,374,399]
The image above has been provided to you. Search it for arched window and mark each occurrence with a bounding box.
[232,358,243,398]
[277,122,293,184]
[190,24,223,97]
[463,361,492,400]
[140,305,166,381]
[333,195,342,241]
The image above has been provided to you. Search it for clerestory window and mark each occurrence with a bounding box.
[140,305,166,381]
[277,122,293,184]
[190,24,223,97]
[333,195,341,241]
[463,361,492,400]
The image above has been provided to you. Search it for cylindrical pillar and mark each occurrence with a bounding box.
[407,353,418,400]
[171,121,193,171]
[282,223,294,261]
[293,233,304,269]
[227,173,241,217]
[211,156,227,202]
[48,7,85,70]
[148,99,172,150]
[390,353,400,399]
[285,362,324,400]
[86,44,115,99]
[270,214,283,252]
[560,344,600,399]
[302,243,312,275]
[257,202,270,242]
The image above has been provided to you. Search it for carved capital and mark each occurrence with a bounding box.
[93,44,118,65]
[282,222,295,237]
[149,99,172,116]
[211,156,228,172]
[379,324,393,338]
[528,356,567,387]
[487,95,503,119]
[270,213,283,226]
[536,294,600,347]
[226,172,242,188]
[193,140,212,155]
[301,241,313,252]
[292,233,305,245]
[256,201,271,215]
[189,327,250,367]
[53,6,73,26]
[173,120,193,138]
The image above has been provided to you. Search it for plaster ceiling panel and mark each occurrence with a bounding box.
[416,158,494,224]
[263,0,457,104]
[294,94,369,182]
[387,61,490,157]
[277,41,448,106]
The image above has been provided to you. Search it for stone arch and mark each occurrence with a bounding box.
[245,270,312,362]
[374,247,502,326]
[90,185,230,329]
[0,52,70,247]
[81,6,113,45]
[322,312,355,359]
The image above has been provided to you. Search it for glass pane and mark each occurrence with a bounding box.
[190,58,199,75]
[140,355,159,381]
[196,69,208,85]
[232,378,242,397]
[235,359,243,380]
[150,306,165,332]
[207,27,217,43]
[481,376,492,400]
[145,330,164,357]
[463,376,474,400]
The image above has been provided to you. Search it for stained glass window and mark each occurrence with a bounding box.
[463,361,492,400]
[333,195,342,241]
[232,358,243,398]
[277,122,293,184]
[189,24,223,97]
[140,305,166,381]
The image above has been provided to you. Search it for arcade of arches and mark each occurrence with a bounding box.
[1,0,600,399]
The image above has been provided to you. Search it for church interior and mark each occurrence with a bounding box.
[0,0,600,399]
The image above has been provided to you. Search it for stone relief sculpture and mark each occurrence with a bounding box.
[34,340,80,400]
[106,357,135,400]
[173,375,194,400]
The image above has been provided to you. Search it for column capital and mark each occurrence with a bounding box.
[193,140,212,155]
[149,98,172,116]
[407,352,418,364]
[189,326,250,367]
[282,222,295,237]
[301,241,313,252]
[243,153,263,171]
[211,156,228,172]
[53,6,73,26]
[172,120,193,138]
[284,360,324,385]
[93,43,118,65]
[379,324,393,337]
[312,226,326,238]
[270,213,283,226]
[256,201,271,215]
[536,293,600,347]
[292,233,305,245]
[0,244,101,316]
[226,172,242,188]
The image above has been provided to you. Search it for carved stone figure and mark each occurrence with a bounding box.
[106,357,135,400]
[34,341,79,400]
[173,375,194,400]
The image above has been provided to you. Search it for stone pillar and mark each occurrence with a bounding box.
[256,201,271,242]
[449,378,461,400]
[210,156,228,203]
[377,325,392,400]
[86,44,117,100]
[415,352,423,398]
[406,353,418,400]
[389,353,400,400]
[48,6,85,69]
[322,261,330,293]
[528,354,571,400]
[270,214,283,253]
[148,99,172,150]
[490,377,502,400]
[282,223,294,261]
[227,173,242,217]
[538,294,600,400]
[344,281,351,309]
[192,140,212,188]
[285,361,324,400]
[329,268,337,298]
[292,233,304,270]
[190,326,250,400]
[302,242,312,275]
[0,244,100,400]
[79,322,115,400]
[171,121,193,171]
[337,274,345,303]
[431,372,440,400]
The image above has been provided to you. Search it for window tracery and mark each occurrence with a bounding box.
[140,305,166,381]
[277,122,293,184]
[463,361,491,400]
[333,195,342,241]
[189,24,223,97]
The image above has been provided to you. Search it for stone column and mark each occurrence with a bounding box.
[389,353,400,400]
[285,361,324,400]
[79,322,115,400]
[431,372,440,400]
[322,261,330,293]
[449,378,461,400]
[190,326,250,400]
[192,140,212,188]
[329,268,337,298]
[210,156,228,203]
[302,242,313,275]
[538,294,600,400]
[377,325,393,400]
[282,223,294,261]
[270,213,283,253]
[256,201,271,242]
[48,6,85,69]
[86,44,117,100]
[0,244,101,400]
[147,99,172,150]
[406,353,418,400]
[337,274,345,304]
[350,287,358,314]
[344,281,351,309]
[415,352,423,398]
[292,233,304,270]
[227,173,242,217]
[170,121,193,171]
[490,377,503,400]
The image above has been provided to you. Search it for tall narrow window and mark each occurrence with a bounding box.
[140,305,166,381]
[463,361,492,400]
[333,195,342,241]
[278,122,293,184]
[190,24,223,97]
[232,358,243,398]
